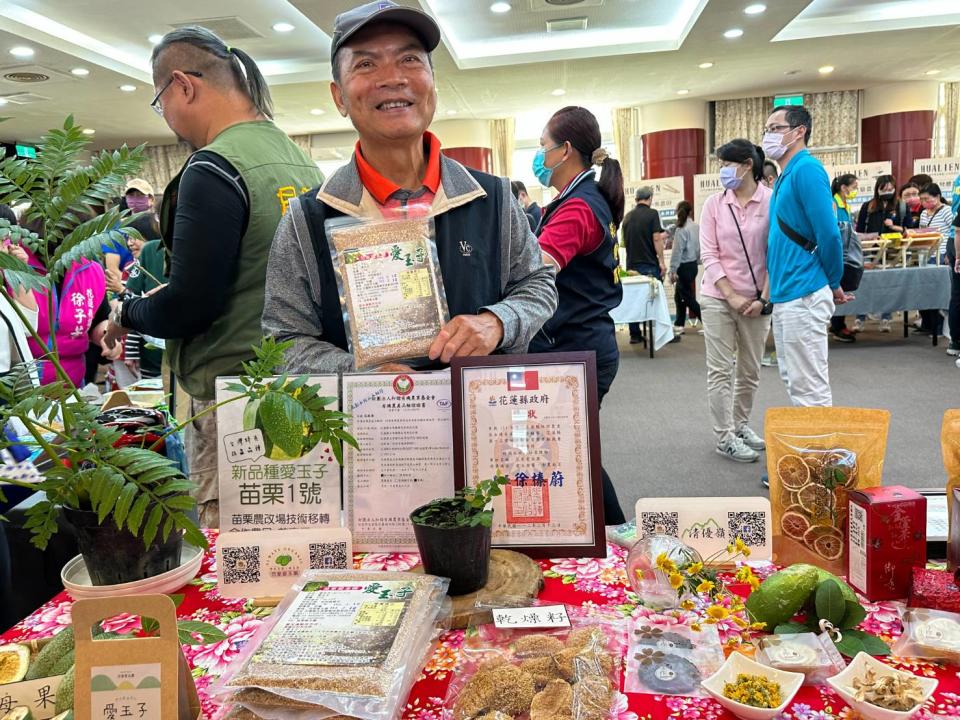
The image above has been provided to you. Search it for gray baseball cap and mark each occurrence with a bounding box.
[636,186,654,201]
[331,1,441,65]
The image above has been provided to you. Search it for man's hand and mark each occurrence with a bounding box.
[833,288,855,305]
[103,319,128,350]
[105,268,124,294]
[374,363,414,373]
[659,263,668,280]
[668,271,678,284]
[883,218,894,228]
[428,312,504,364]
[100,336,123,361]
[124,359,140,375]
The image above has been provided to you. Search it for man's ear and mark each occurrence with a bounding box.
[173,70,198,104]
[330,81,348,117]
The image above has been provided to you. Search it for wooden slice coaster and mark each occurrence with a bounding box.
[445,549,544,629]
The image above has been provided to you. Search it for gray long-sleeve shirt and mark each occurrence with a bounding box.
[262,154,557,374]
[668,220,701,273]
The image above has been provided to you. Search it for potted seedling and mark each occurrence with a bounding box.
[410,472,509,595]
[0,117,356,586]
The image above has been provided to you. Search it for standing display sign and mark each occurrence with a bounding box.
[693,173,723,220]
[215,376,342,534]
[913,158,960,205]
[824,161,892,218]
[342,371,455,551]
[638,176,685,223]
[450,353,605,558]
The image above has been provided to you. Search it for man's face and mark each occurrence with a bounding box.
[765,109,804,147]
[331,26,436,144]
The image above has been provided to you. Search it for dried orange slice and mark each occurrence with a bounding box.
[798,483,833,518]
[823,450,858,488]
[802,523,840,547]
[813,531,843,561]
[781,511,810,541]
[779,489,800,507]
[777,455,810,491]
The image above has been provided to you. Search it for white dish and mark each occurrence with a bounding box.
[61,543,204,599]
[701,651,804,720]
[826,652,938,720]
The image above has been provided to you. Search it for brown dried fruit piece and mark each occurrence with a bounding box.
[453,664,536,719]
[573,675,613,720]
[566,627,606,651]
[520,656,565,688]
[514,634,564,658]
[554,646,614,682]
[475,713,514,720]
[530,679,573,720]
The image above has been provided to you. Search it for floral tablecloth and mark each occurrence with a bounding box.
[4,531,960,720]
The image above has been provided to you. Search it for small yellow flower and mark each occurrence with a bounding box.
[706,605,730,621]
[748,576,761,590]
[655,552,677,573]
[696,580,715,594]
[679,599,696,611]
[735,537,747,552]
[726,543,736,554]
[733,616,749,627]
[634,568,644,581]
[669,572,684,590]
[691,622,702,632]
[685,561,703,576]
[750,621,768,631]
[742,546,751,558]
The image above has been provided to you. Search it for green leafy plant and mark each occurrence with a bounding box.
[410,472,509,529]
[774,578,889,656]
[0,118,358,554]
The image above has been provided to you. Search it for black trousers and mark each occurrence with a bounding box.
[597,359,626,526]
[628,262,662,339]
[674,261,701,326]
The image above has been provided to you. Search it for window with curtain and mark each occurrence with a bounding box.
[934,82,960,158]
[135,143,193,193]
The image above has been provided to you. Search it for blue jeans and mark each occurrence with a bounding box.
[629,263,662,339]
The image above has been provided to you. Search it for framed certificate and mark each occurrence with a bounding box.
[451,353,605,558]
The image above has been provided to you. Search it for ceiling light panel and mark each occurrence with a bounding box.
[775,0,960,42]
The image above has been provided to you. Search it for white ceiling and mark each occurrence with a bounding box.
[0,0,958,151]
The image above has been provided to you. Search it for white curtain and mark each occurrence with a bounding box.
[936,82,960,158]
[612,107,641,183]
[290,134,313,155]
[490,118,515,178]
[135,142,192,193]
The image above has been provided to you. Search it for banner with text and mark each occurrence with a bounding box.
[632,176,685,223]
[824,161,892,218]
[914,158,960,206]
[693,173,723,220]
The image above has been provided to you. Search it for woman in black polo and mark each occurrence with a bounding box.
[528,105,626,525]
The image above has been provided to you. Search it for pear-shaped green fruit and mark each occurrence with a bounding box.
[745,564,820,630]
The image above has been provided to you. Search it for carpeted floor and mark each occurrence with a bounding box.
[600,317,958,516]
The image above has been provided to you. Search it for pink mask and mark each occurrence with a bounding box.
[922,199,938,210]
[126,196,152,213]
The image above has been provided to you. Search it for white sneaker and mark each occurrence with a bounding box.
[956,357,960,369]
[737,425,766,451]
[880,319,892,333]
[947,344,960,356]
[852,318,864,333]
[717,437,759,463]
[674,326,685,335]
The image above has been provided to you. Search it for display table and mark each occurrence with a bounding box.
[3,531,959,720]
[610,275,675,358]
[838,266,953,345]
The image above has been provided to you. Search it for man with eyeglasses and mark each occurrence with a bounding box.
[103,26,324,528]
[763,105,848,407]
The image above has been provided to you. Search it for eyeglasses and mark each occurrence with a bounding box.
[763,123,794,134]
[150,71,203,116]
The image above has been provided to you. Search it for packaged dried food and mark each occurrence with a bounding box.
[625,620,725,697]
[893,607,960,664]
[765,407,890,574]
[756,632,846,685]
[215,571,449,720]
[326,216,450,369]
[943,411,960,566]
[443,604,625,720]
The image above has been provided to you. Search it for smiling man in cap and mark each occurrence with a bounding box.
[262,0,557,373]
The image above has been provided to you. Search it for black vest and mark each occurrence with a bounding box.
[299,170,504,361]
[529,173,622,365]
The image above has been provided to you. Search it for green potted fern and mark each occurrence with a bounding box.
[0,117,356,586]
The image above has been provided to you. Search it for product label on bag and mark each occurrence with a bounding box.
[492,604,570,629]
[849,502,867,590]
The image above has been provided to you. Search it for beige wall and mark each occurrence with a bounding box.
[639,99,708,134]
[429,119,492,148]
[862,81,939,119]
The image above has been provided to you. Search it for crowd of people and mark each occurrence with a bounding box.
[1,0,958,524]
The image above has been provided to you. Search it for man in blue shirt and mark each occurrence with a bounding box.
[763,106,850,406]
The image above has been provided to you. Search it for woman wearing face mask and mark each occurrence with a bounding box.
[699,139,772,464]
[828,174,860,342]
[666,201,701,333]
[856,175,907,235]
[103,179,156,295]
[528,105,626,525]
[915,183,954,338]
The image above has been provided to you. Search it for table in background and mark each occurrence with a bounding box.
[838,266,952,345]
[610,275,675,358]
[3,532,960,719]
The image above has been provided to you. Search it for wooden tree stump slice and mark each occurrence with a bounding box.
[445,549,544,629]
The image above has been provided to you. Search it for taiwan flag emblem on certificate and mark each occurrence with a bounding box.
[507,369,539,391]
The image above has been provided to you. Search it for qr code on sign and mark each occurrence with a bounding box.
[728,511,767,547]
[640,511,679,538]
[309,541,349,570]
[222,546,261,584]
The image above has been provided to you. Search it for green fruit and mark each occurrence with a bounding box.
[0,644,30,684]
[800,565,858,604]
[25,628,74,681]
[1,706,33,720]
[50,712,73,720]
[745,564,820,630]
[242,398,261,432]
[259,391,305,459]
[54,666,74,715]
[49,649,74,677]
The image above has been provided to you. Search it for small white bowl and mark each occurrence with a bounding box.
[826,652,938,720]
[701,651,804,720]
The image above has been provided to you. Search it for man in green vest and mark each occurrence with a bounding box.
[104,26,324,528]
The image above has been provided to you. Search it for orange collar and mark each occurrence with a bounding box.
[354,132,442,205]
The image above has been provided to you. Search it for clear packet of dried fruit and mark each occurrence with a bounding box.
[325,215,450,370]
[756,631,846,685]
[893,607,960,664]
[212,570,450,720]
[624,620,725,697]
[764,407,890,575]
[442,599,626,720]
[943,411,960,566]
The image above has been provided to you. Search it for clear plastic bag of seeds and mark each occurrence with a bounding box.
[894,607,960,664]
[756,631,846,685]
[325,216,450,370]
[214,570,450,720]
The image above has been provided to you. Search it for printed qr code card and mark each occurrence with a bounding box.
[216,527,353,599]
[633,496,772,562]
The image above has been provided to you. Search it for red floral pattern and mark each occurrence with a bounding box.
[3,531,959,719]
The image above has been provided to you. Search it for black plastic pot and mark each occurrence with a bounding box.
[411,500,492,596]
[62,506,183,586]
